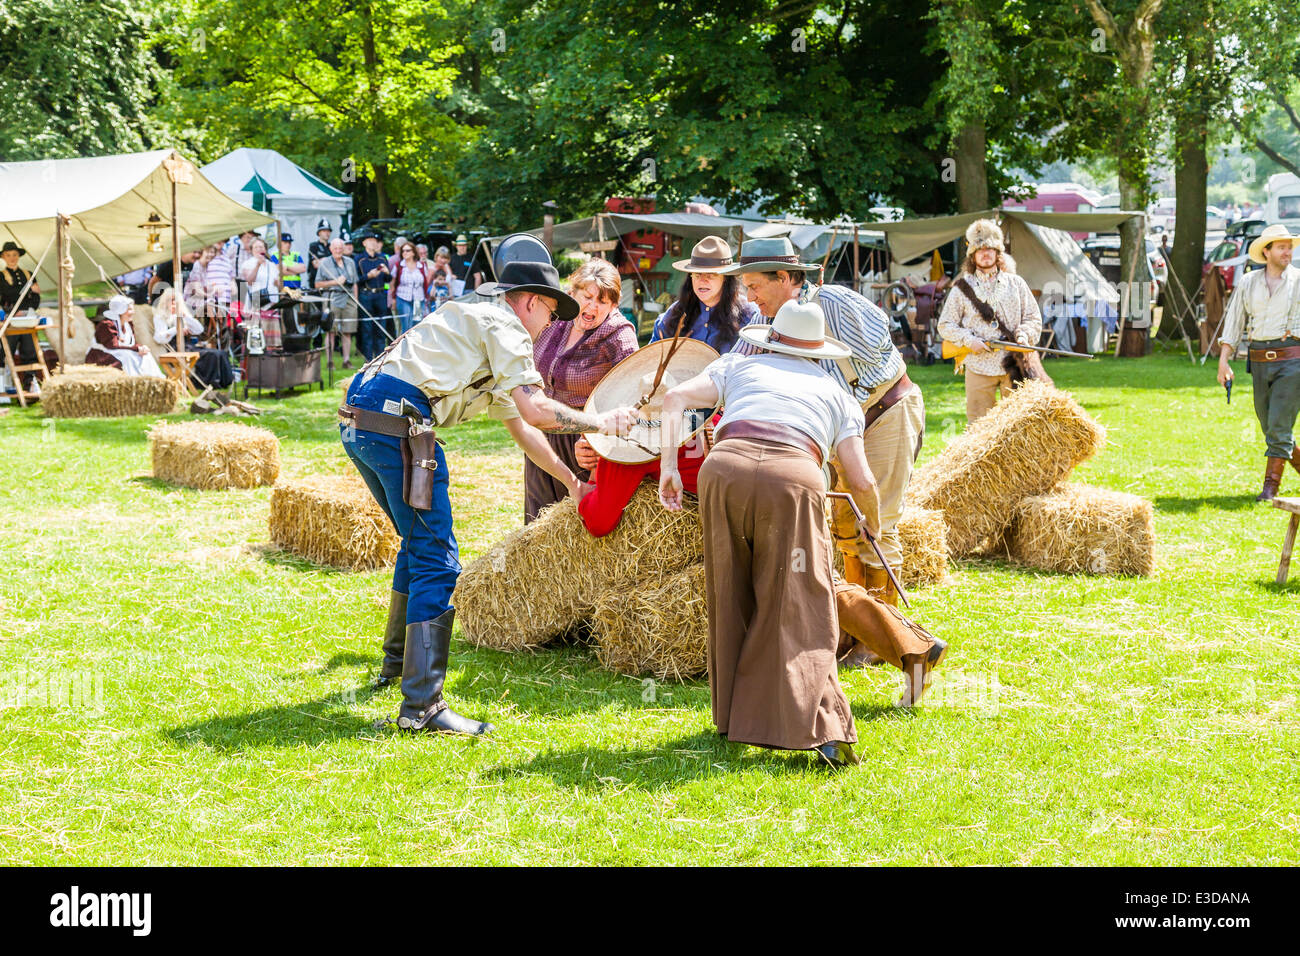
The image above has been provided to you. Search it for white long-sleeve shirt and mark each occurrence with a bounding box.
[153,309,204,345]
[1218,265,1300,346]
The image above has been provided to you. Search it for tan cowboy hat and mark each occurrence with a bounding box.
[737,300,851,360]
[719,237,820,275]
[584,339,720,464]
[672,235,735,273]
[1248,223,1300,264]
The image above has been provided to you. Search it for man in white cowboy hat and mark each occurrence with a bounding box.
[338,243,638,736]
[724,235,924,620]
[1217,222,1300,501]
[937,217,1042,425]
[656,300,945,768]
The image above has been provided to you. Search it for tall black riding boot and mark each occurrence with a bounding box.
[372,590,408,690]
[396,609,493,736]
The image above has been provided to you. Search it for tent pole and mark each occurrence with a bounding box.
[274,218,285,292]
[57,214,70,373]
[171,175,186,380]
[853,224,860,296]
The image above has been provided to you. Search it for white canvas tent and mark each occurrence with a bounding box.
[0,148,274,290]
[201,148,352,255]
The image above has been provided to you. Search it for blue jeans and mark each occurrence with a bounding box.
[395,297,424,335]
[341,373,460,623]
[357,291,388,359]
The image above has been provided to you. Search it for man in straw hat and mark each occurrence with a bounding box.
[723,237,924,625]
[1216,223,1300,501]
[339,241,638,736]
[658,301,945,767]
[936,218,1042,425]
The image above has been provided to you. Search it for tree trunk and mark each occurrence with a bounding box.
[955,120,989,213]
[1169,38,1211,343]
[374,163,394,219]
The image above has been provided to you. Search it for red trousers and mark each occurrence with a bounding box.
[578,446,706,536]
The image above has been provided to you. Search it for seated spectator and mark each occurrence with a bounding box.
[85,295,165,378]
[152,289,235,389]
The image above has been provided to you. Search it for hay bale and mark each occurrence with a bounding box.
[897,506,949,587]
[906,381,1105,556]
[41,365,182,418]
[268,475,399,571]
[591,563,708,680]
[454,482,702,652]
[1000,483,1155,576]
[149,421,280,490]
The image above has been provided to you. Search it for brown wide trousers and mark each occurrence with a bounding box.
[698,437,856,751]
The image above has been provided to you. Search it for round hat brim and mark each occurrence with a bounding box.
[720,259,820,276]
[475,282,579,320]
[583,338,721,464]
[1248,234,1300,264]
[737,324,852,360]
[671,257,735,273]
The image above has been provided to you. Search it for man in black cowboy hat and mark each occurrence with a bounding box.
[1,241,44,387]
[338,239,637,736]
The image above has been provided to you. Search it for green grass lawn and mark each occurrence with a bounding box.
[1,349,1297,865]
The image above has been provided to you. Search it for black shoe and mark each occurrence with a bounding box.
[371,590,407,691]
[813,741,859,770]
[394,610,493,736]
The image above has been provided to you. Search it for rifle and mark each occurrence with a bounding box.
[940,338,1092,373]
[826,492,910,609]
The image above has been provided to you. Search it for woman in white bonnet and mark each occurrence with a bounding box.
[84,294,165,378]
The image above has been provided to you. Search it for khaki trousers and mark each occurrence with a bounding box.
[830,381,925,570]
[699,438,856,751]
[965,370,1013,424]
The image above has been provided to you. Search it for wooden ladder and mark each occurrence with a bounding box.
[1,326,52,408]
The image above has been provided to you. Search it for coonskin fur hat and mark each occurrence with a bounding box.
[965,219,1005,252]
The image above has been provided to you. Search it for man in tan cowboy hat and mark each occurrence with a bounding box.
[1217,223,1300,501]
[723,236,924,626]
[656,300,945,768]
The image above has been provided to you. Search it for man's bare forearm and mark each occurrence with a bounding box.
[532,390,602,434]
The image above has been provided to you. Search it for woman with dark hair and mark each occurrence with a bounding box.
[650,236,761,352]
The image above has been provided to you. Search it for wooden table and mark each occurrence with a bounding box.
[158,352,199,393]
[1273,497,1300,585]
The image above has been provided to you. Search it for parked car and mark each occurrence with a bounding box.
[1079,235,1163,300]
[1203,219,1266,293]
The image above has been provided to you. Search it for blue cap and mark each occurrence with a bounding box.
[280,232,293,242]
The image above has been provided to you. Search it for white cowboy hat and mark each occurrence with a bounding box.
[1248,223,1300,264]
[583,338,720,465]
[737,300,851,360]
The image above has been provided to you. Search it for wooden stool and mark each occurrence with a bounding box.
[1,326,52,408]
[158,352,198,394]
[1273,497,1300,585]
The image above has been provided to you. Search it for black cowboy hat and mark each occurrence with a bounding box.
[478,261,579,320]
[1,241,26,256]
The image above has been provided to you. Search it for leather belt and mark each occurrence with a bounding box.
[715,420,823,467]
[1248,345,1300,362]
[338,403,427,438]
[862,372,913,431]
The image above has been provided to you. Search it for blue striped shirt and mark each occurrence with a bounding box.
[732,282,903,403]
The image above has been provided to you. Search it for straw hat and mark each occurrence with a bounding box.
[672,235,735,273]
[584,339,721,464]
[737,300,851,360]
[965,219,1004,252]
[1247,223,1300,264]
[720,237,819,275]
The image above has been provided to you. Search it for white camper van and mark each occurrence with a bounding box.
[1266,172,1300,230]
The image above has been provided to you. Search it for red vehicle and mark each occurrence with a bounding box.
[1203,219,1266,293]
[606,197,667,275]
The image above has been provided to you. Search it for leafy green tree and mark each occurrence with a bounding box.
[165,0,474,217]
[0,0,169,159]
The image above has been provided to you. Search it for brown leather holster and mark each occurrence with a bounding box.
[402,426,439,511]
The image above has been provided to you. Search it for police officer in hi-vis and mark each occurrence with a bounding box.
[339,244,637,736]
